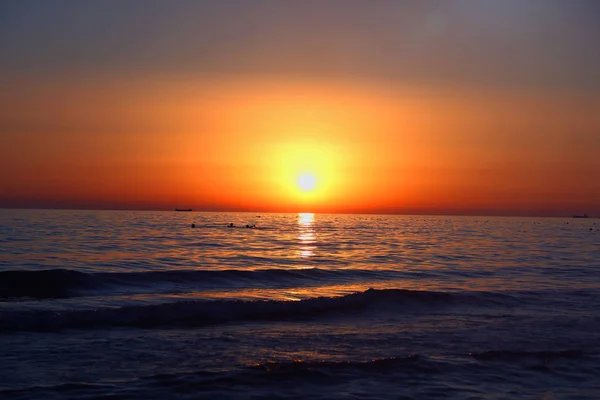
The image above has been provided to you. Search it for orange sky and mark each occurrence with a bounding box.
[1,75,598,215]
[1,1,599,216]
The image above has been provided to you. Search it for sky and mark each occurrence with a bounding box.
[1,0,599,216]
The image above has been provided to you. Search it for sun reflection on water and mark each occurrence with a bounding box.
[298,213,316,259]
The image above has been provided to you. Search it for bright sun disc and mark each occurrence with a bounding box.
[297,173,317,191]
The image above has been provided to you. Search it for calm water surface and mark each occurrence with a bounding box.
[1,210,599,399]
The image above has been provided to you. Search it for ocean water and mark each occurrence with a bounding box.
[1,209,599,399]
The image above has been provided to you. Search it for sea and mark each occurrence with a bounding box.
[1,209,599,399]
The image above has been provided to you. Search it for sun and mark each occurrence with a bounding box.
[297,173,317,191]
[271,141,338,201]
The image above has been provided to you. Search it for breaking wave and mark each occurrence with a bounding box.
[0,268,406,300]
[0,288,463,332]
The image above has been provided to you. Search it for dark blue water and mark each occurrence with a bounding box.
[1,210,599,399]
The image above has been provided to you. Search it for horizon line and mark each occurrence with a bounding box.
[0,206,594,219]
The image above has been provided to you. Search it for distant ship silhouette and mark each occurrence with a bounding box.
[175,208,192,212]
[573,214,588,218]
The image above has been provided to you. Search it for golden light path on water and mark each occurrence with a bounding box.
[297,213,316,259]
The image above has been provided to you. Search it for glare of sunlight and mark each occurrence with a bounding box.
[297,213,316,258]
[297,173,317,191]
[298,212,315,226]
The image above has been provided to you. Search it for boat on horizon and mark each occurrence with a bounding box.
[175,208,193,212]
[573,214,589,218]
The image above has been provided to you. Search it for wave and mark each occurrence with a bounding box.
[469,349,584,361]
[0,269,97,299]
[0,355,438,398]
[4,349,596,400]
[0,288,459,332]
[0,268,402,300]
[252,354,437,374]
[3,351,590,398]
